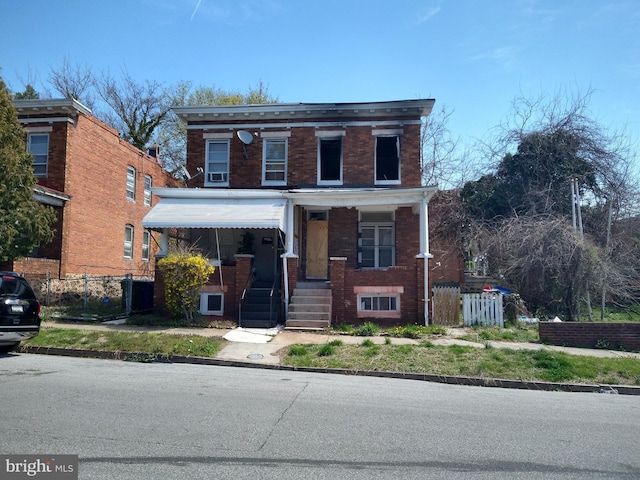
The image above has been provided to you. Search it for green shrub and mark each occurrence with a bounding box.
[157,252,215,322]
[288,345,308,356]
[354,322,379,336]
[384,336,392,345]
[318,344,335,356]
[361,339,375,347]
[328,339,343,347]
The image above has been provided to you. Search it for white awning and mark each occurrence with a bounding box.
[142,197,287,231]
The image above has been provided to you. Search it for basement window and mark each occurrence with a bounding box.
[200,292,224,316]
[357,293,401,319]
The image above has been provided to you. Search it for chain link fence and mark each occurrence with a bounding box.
[21,273,154,316]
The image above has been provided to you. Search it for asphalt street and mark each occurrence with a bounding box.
[1,354,639,479]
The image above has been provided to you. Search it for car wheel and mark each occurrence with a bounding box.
[0,343,20,354]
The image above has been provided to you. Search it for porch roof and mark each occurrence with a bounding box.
[142,197,287,231]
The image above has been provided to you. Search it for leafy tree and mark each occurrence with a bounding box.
[0,77,56,261]
[460,89,639,319]
[157,252,215,322]
[13,84,40,100]
[157,80,278,174]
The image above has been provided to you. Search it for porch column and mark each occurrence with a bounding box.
[416,195,433,325]
[285,199,295,255]
[159,229,169,256]
[282,199,298,315]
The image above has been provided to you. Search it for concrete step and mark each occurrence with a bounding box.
[293,289,331,297]
[288,303,330,313]
[290,295,331,305]
[285,319,330,330]
[287,311,331,321]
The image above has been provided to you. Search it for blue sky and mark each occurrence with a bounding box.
[1,0,638,157]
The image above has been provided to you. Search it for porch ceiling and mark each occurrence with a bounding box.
[142,197,287,231]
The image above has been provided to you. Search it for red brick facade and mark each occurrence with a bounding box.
[154,100,464,325]
[539,322,640,351]
[11,99,175,279]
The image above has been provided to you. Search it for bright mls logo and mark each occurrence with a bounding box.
[1,455,78,479]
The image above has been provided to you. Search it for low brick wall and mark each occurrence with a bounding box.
[539,322,640,352]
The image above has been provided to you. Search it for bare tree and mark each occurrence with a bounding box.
[420,105,471,189]
[94,69,173,151]
[48,56,96,109]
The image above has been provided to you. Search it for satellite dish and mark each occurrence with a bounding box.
[237,130,254,145]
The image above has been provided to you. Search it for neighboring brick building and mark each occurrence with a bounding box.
[144,100,463,327]
[5,99,174,279]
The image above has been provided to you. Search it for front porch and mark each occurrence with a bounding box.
[144,186,436,329]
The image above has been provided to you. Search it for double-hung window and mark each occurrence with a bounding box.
[374,130,402,185]
[124,225,134,259]
[28,133,49,177]
[142,230,150,261]
[262,132,289,185]
[358,211,395,268]
[143,175,152,206]
[205,139,230,186]
[126,166,136,201]
[317,131,345,185]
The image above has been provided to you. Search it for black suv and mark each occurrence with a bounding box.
[0,272,41,353]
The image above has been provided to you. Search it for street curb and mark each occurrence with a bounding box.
[19,345,640,396]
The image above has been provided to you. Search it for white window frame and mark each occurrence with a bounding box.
[373,130,402,185]
[126,166,136,201]
[124,225,134,259]
[143,175,152,206]
[205,139,230,187]
[358,211,395,269]
[199,292,224,316]
[28,133,49,177]
[262,133,289,186]
[316,130,345,185]
[358,294,400,313]
[142,229,150,261]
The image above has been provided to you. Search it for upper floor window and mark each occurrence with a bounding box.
[205,140,230,186]
[124,225,134,259]
[317,131,345,185]
[28,133,49,177]
[126,166,136,201]
[142,229,150,261]
[144,175,152,206]
[358,211,395,268]
[375,134,401,185]
[262,137,288,185]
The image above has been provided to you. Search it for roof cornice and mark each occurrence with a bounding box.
[172,99,435,122]
[13,98,92,117]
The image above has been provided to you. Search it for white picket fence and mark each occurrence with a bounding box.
[462,293,504,327]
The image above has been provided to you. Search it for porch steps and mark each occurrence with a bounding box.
[239,287,280,329]
[286,283,331,330]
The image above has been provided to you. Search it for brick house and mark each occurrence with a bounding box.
[144,99,459,328]
[4,99,174,280]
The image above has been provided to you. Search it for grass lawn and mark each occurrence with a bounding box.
[26,328,226,358]
[283,342,640,386]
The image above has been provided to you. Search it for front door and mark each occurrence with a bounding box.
[306,220,328,279]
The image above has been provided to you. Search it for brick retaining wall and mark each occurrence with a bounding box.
[539,322,640,351]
